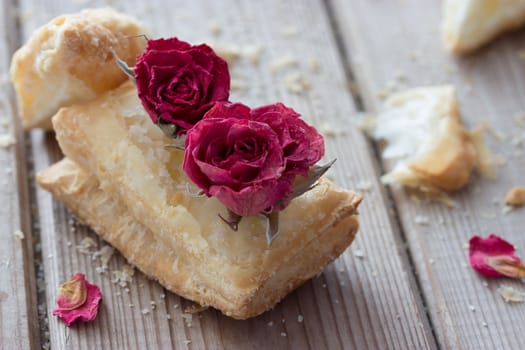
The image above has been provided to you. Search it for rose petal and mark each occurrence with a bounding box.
[56,273,87,310]
[53,273,102,327]
[469,234,525,278]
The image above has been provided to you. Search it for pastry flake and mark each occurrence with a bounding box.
[442,0,525,54]
[369,86,480,197]
[10,8,149,129]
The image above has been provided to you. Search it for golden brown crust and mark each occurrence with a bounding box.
[42,82,362,318]
[10,8,148,129]
[442,0,525,54]
[505,186,525,207]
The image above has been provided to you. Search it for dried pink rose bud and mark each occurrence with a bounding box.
[53,273,102,326]
[469,234,525,279]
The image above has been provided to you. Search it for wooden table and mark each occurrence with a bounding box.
[2,1,525,349]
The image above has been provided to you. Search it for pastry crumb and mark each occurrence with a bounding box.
[183,340,192,345]
[141,308,150,315]
[320,122,336,137]
[504,186,525,207]
[297,314,304,323]
[13,229,24,240]
[270,54,298,74]
[468,304,476,312]
[498,285,525,303]
[111,264,134,287]
[0,134,16,148]
[414,215,430,226]
[92,245,114,268]
[280,332,288,337]
[284,73,310,94]
[76,237,97,254]
[355,180,372,193]
[242,45,262,65]
[208,19,221,36]
[309,56,320,73]
[353,249,365,259]
[184,303,208,314]
[267,321,274,326]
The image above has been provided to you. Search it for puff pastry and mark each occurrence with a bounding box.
[442,0,525,54]
[369,86,481,196]
[10,8,148,129]
[41,82,362,318]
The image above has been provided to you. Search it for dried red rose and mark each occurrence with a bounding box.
[134,37,230,135]
[53,273,102,326]
[469,234,525,278]
[183,102,324,217]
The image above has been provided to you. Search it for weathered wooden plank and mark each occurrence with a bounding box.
[0,2,40,349]
[19,0,436,349]
[329,0,525,349]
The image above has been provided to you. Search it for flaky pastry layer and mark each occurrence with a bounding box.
[45,82,362,318]
[10,7,148,129]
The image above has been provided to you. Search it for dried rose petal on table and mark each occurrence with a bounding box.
[53,273,102,326]
[469,234,525,278]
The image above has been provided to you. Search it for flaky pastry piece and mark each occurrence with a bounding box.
[44,82,362,319]
[10,8,148,129]
[442,0,525,54]
[367,86,495,200]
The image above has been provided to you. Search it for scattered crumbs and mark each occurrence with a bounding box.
[482,281,489,287]
[468,304,476,312]
[281,318,286,323]
[319,122,336,137]
[267,321,274,326]
[242,45,262,65]
[184,303,208,314]
[66,241,72,247]
[414,215,430,226]
[334,299,340,304]
[92,245,114,268]
[482,321,488,328]
[111,264,135,287]
[0,134,16,148]
[183,340,192,345]
[141,308,150,315]
[372,271,378,277]
[47,254,53,260]
[270,54,298,74]
[13,229,24,240]
[429,259,435,265]
[322,283,327,288]
[297,314,304,323]
[461,262,468,269]
[281,25,299,37]
[125,288,130,293]
[502,205,514,215]
[309,56,320,73]
[504,186,525,207]
[498,285,525,303]
[76,237,97,254]
[139,283,144,288]
[160,293,166,299]
[462,242,469,250]
[115,292,121,297]
[376,88,389,100]
[150,300,157,309]
[395,314,401,320]
[280,332,288,337]
[182,313,193,327]
[208,19,221,36]
[284,73,310,94]
[355,180,373,193]
[353,249,365,259]
[481,120,505,142]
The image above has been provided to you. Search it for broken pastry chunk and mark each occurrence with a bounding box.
[10,8,148,129]
[442,0,525,54]
[368,85,493,199]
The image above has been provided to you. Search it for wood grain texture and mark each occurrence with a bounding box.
[329,0,525,349]
[18,0,435,348]
[0,2,40,349]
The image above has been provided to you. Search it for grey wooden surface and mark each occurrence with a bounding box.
[2,0,525,349]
